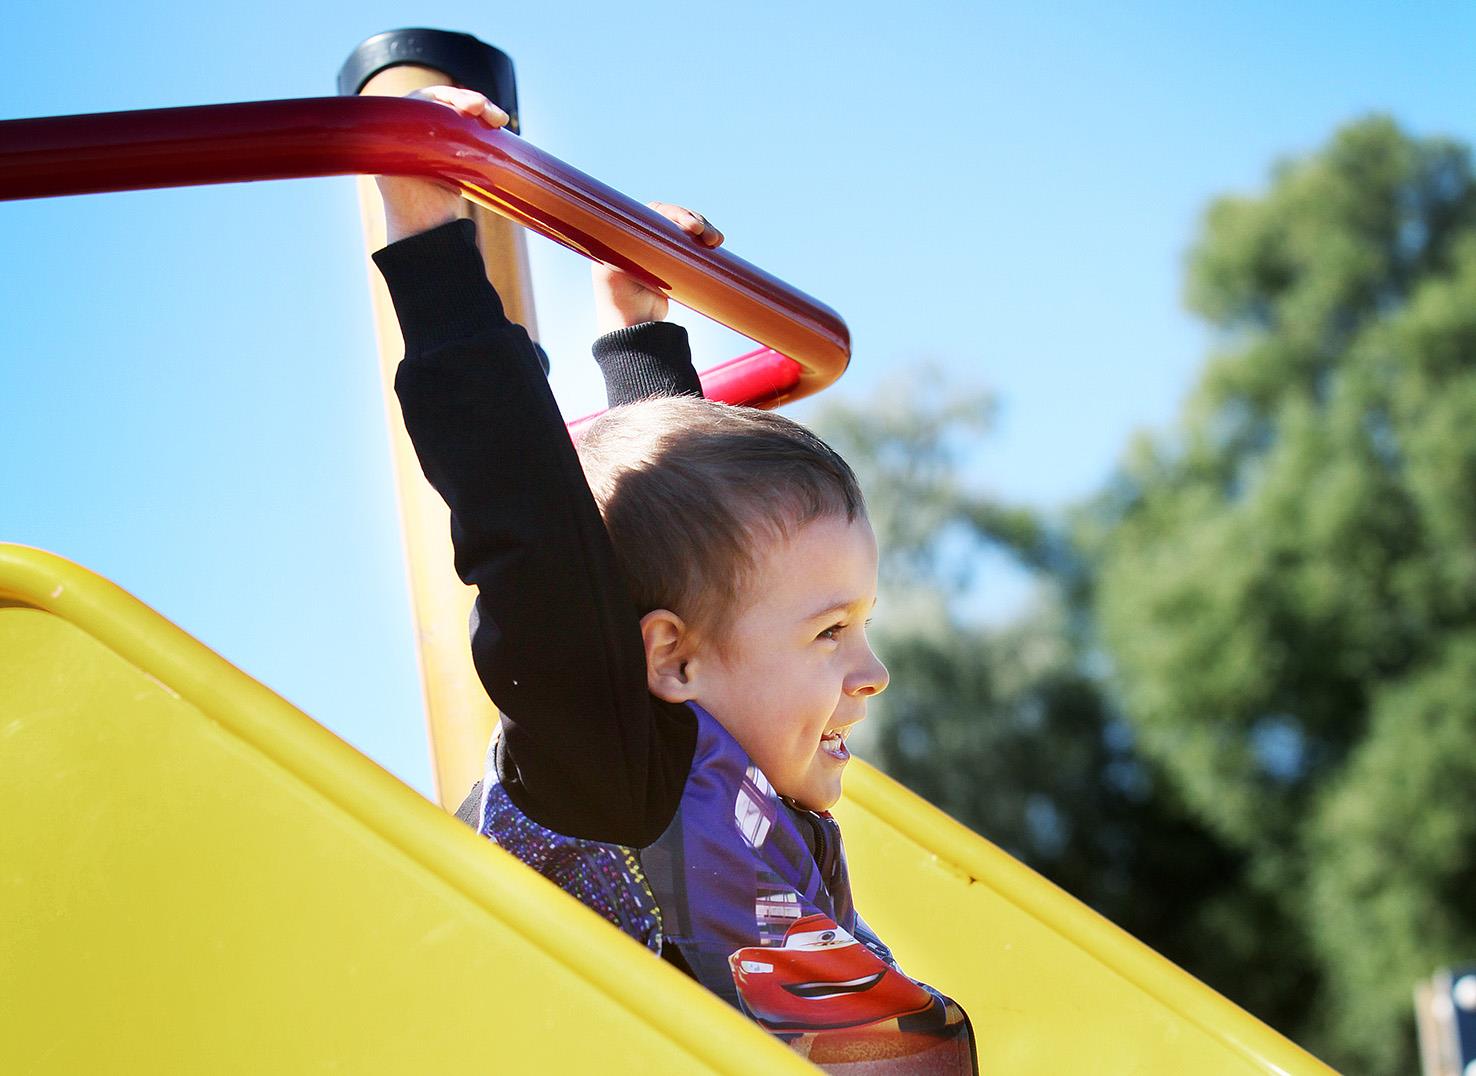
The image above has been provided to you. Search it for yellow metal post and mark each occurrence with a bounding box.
[350,47,538,809]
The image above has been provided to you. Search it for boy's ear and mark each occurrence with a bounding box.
[640,609,698,703]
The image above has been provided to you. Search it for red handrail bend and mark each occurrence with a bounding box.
[0,97,849,408]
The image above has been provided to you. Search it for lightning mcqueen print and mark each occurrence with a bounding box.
[729,914,975,1072]
[730,915,938,1030]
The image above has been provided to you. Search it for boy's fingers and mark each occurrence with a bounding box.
[411,85,511,128]
[685,210,724,248]
[646,200,685,225]
[647,201,725,248]
[696,219,724,248]
[468,96,512,128]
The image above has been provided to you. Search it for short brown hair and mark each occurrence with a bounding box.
[577,396,866,640]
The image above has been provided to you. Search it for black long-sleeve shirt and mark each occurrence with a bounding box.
[374,219,699,846]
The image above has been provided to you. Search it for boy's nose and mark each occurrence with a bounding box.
[847,647,890,698]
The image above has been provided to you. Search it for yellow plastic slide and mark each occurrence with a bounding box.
[0,543,1335,1074]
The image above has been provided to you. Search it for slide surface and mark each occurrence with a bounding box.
[0,544,1335,1073]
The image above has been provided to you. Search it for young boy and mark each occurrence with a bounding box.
[375,87,976,1073]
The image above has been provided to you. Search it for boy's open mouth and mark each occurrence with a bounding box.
[819,727,851,762]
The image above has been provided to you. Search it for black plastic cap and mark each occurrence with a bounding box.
[337,29,520,133]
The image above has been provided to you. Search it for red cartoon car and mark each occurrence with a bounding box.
[728,914,937,1032]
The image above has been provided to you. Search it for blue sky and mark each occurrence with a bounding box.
[5,1,1474,795]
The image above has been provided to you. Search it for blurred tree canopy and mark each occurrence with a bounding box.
[1092,115,1476,1072]
[815,116,1476,1074]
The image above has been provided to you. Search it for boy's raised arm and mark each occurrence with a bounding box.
[590,201,719,406]
[370,90,694,846]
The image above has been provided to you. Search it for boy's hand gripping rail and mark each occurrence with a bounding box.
[0,96,848,409]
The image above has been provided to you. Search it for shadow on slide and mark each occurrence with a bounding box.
[0,544,1335,1073]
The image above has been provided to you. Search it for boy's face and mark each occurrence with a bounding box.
[690,513,889,812]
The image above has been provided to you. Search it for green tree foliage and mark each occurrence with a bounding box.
[1089,116,1476,1072]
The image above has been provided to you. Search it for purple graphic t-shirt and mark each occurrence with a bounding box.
[478,703,977,1073]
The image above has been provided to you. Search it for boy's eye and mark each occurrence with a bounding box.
[818,624,845,642]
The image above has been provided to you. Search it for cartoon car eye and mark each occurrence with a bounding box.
[777,922,855,951]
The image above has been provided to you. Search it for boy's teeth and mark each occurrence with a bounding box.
[821,729,850,758]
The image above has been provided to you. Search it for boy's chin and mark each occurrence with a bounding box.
[785,782,843,814]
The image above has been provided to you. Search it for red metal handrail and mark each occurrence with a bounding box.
[0,96,848,409]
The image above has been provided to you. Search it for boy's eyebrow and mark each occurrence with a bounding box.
[804,596,878,622]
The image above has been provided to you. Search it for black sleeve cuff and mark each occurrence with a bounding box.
[372,219,510,355]
[592,322,703,406]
